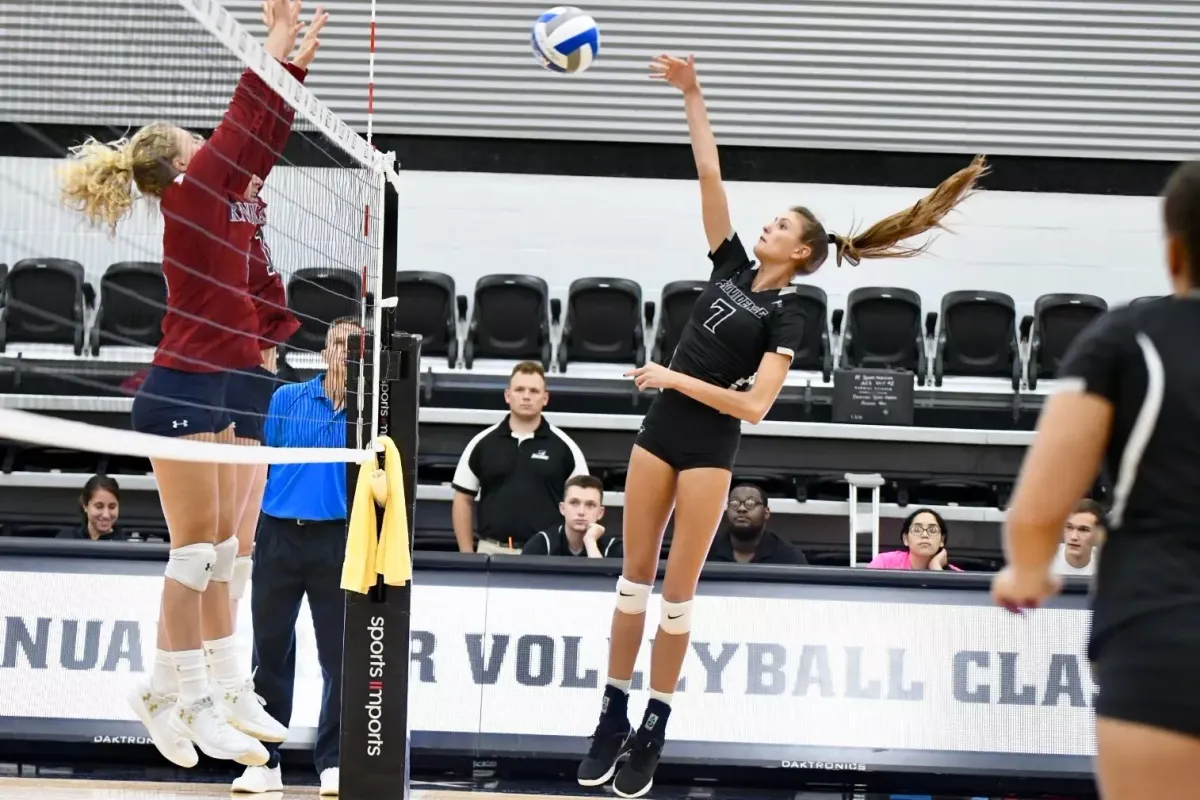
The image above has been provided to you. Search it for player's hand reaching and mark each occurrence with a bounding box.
[292,6,328,70]
[991,566,1062,614]
[263,0,303,36]
[649,54,699,93]
[262,0,303,62]
[625,361,677,392]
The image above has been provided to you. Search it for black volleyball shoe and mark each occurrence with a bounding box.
[577,684,633,787]
[612,699,669,798]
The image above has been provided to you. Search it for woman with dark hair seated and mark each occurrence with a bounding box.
[867,508,961,571]
[58,474,127,541]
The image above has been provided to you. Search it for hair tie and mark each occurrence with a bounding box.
[829,233,861,268]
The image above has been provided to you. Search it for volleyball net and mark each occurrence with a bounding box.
[0,0,400,465]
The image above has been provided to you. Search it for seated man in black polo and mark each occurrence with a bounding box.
[521,475,623,558]
[707,483,807,565]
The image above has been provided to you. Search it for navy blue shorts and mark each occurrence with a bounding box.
[226,366,278,443]
[131,366,231,437]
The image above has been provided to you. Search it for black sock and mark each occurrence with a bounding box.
[600,683,630,728]
[639,698,671,741]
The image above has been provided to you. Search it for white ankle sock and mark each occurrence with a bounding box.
[202,635,243,691]
[648,689,673,707]
[606,677,632,694]
[174,649,209,704]
[151,649,178,696]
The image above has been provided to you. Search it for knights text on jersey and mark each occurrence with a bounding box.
[667,233,807,390]
[1056,296,1200,646]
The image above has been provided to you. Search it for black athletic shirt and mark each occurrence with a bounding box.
[1057,296,1200,655]
[668,233,808,391]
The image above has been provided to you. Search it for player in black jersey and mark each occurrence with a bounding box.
[993,161,1200,800]
[576,53,988,799]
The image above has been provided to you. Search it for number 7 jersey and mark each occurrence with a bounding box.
[668,233,808,391]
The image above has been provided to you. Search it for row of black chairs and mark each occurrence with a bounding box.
[396,271,1153,389]
[0,258,363,357]
[0,258,1159,389]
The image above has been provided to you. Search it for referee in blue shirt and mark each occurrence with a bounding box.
[241,317,359,794]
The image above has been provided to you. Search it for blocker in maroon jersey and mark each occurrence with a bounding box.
[153,68,283,374]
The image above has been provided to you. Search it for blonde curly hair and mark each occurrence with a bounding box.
[57,123,182,234]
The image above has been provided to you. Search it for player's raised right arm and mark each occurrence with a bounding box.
[651,54,732,254]
[185,0,301,191]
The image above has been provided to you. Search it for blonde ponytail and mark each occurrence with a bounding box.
[57,123,182,235]
[58,137,138,234]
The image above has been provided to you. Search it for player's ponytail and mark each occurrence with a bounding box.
[58,123,180,234]
[830,155,989,267]
[793,155,989,272]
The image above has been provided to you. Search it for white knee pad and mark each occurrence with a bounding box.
[615,576,652,615]
[659,598,693,636]
[210,536,238,583]
[165,542,217,592]
[229,555,253,600]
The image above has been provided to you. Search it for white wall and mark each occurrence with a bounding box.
[394,170,1170,318]
[0,155,1170,319]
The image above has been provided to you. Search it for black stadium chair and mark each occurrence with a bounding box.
[1129,295,1165,306]
[558,277,644,371]
[395,271,460,366]
[463,274,551,369]
[1022,293,1108,389]
[0,258,88,355]
[785,284,833,381]
[932,290,1020,390]
[838,286,926,384]
[88,261,166,354]
[286,267,362,353]
[651,280,705,365]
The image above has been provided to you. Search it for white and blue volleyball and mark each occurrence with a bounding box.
[532,7,600,74]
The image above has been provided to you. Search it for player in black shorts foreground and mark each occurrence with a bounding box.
[992,160,1200,800]
[576,52,988,799]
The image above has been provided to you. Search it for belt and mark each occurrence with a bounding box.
[295,518,344,527]
[265,514,344,528]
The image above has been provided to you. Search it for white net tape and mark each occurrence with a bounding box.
[0,0,399,465]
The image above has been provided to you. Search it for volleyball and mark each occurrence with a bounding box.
[531,6,600,74]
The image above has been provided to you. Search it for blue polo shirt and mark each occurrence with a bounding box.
[261,375,347,521]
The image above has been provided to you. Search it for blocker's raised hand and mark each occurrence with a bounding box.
[292,6,328,70]
[649,53,699,93]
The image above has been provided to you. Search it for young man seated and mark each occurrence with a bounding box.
[521,475,622,558]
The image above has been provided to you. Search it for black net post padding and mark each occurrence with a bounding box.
[339,329,421,800]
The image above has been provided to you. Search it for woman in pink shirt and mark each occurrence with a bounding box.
[868,508,962,571]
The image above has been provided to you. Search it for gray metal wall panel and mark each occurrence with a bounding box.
[3,1,1199,160]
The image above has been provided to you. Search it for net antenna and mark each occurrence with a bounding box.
[178,0,401,455]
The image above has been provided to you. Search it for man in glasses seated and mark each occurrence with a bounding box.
[706,483,808,565]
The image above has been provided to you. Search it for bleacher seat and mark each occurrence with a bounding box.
[786,285,833,381]
[395,271,461,366]
[558,277,644,371]
[0,258,89,355]
[651,280,705,365]
[286,267,362,354]
[1130,295,1165,306]
[932,290,1020,389]
[88,261,166,354]
[837,287,926,383]
[463,274,551,369]
[1023,293,1107,389]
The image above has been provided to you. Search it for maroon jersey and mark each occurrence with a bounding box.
[155,69,283,373]
[243,64,305,350]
